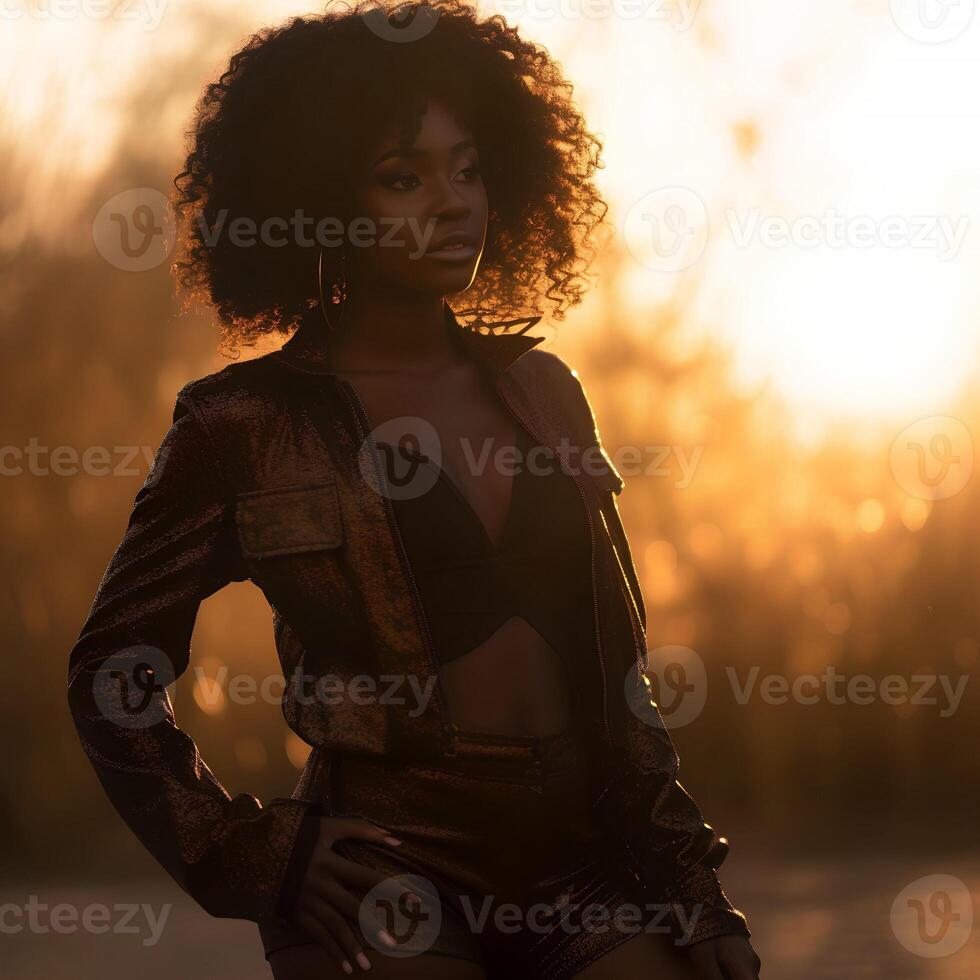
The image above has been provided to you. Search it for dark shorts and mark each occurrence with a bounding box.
[259,727,651,979]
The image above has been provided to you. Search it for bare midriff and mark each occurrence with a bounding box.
[339,365,593,739]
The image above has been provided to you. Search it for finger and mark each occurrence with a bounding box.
[325,850,417,897]
[312,879,401,953]
[314,816,340,850]
[302,850,424,916]
[324,877,422,926]
[295,857,369,904]
[305,895,377,971]
[295,908,355,975]
[304,876,403,953]
[317,879,365,922]
[688,943,726,980]
[331,817,403,848]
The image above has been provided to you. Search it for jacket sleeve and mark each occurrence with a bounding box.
[66,391,320,922]
[558,362,751,946]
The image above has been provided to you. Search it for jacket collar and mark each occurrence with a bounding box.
[271,302,545,380]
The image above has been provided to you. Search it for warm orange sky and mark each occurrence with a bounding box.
[3,0,979,422]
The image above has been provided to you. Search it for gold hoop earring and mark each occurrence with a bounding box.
[317,245,348,330]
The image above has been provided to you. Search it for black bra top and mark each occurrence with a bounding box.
[386,425,594,668]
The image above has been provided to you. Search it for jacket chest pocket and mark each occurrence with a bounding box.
[235,483,344,559]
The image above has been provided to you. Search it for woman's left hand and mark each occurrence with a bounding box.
[688,934,762,979]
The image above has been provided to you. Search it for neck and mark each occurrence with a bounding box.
[320,284,460,373]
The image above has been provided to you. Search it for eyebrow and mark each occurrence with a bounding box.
[370,138,477,168]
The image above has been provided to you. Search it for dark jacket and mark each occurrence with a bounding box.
[67,307,750,947]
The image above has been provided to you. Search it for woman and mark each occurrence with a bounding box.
[67,3,760,978]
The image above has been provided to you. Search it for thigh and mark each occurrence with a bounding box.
[268,942,488,980]
[570,932,699,980]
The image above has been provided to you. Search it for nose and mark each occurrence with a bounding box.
[432,175,470,220]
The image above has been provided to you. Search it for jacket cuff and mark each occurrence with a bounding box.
[666,861,750,946]
[185,797,320,921]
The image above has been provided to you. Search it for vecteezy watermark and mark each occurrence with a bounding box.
[891,875,974,958]
[358,417,444,502]
[90,646,177,730]
[92,193,450,272]
[601,444,703,490]
[725,209,969,261]
[624,646,971,728]
[89,646,440,727]
[625,646,708,730]
[359,875,704,957]
[93,188,175,272]
[0,897,171,946]
[889,0,976,43]
[488,0,702,31]
[624,189,971,272]
[356,420,705,501]
[0,0,168,30]
[0,441,158,478]
[360,1,442,41]
[889,416,974,501]
[726,666,970,718]
[624,187,709,274]
[359,875,443,957]
[191,211,441,258]
[455,896,699,943]
[190,665,438,717]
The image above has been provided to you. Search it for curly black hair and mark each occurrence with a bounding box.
[172,0,608,349]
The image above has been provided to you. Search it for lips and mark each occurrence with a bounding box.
[425,231,480,259]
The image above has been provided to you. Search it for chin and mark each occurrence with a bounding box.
[418,264,479,295]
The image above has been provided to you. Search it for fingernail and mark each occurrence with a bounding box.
[342,961,353,975]
[379,929,398,947]
[383,836,402,846]
[356,952,371,970]
[406,892,423,906]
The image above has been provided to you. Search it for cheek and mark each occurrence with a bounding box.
[371,196,436,255]
[343,191,418,275]
[467,181,489,221]
[348,223,427,286]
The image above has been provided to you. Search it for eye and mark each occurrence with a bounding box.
[384,172,421,192]
[455,163,481,182]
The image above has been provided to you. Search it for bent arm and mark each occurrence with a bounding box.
[66,392,318,922]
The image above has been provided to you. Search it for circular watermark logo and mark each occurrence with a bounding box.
[891,874,974,958]
[623,186,708,273]
[358,416,442,501]
[624,644,708,729]
[361,2,441,42]
[889,0,975,43]
[90,645,176,730]
[359,874,442,957]
[92,188,175,272]
[889,416,973,501]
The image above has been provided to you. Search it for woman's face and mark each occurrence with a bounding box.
[345,98,488,300]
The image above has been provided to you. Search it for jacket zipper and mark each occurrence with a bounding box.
[610,519,647,672]
[336,379,449,739]
[494,380,613,747]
